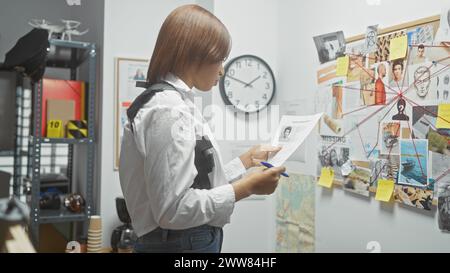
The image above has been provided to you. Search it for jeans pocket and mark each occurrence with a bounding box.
[184,229,219,253]
[134,241,183,253]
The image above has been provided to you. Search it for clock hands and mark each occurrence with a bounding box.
[226,75,251,87]
[244,76,261,88]
[227,75,262,88]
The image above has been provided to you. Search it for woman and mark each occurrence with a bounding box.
[119,5,285,253]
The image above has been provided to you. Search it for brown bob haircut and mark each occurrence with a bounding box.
[147,4,232,84]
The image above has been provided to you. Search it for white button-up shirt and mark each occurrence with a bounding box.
[119,73,247,237]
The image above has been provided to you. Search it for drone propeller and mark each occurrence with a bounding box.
[61,19,81,29]
[28,18,88,41]
[28,19,53,28]
[67,29,89,35]
[29,19,64,32]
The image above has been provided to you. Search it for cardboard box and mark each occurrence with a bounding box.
[46,99,75,138]
[41,79,85,136]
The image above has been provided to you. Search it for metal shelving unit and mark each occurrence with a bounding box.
[27,39,97,247]
[31,136,94,145]
[39,209,86,224]
[0,69,30,199]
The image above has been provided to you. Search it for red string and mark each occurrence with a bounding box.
[405,121,427,179]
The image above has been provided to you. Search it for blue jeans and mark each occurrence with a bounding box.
[133,225,223,253]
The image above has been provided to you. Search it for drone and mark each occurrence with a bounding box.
[28,19,89,41]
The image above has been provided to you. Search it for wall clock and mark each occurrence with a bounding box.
[219,55,276,113]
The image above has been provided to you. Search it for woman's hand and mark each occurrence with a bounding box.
[239,145,282,169]
[232,166,286,201]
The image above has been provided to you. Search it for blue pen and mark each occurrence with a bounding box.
[260,161,289,177]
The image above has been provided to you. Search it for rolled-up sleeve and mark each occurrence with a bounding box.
[143,106,235,230]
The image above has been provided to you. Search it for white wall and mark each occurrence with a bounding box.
[278,0,450,252]
[101,0,195,247]
[213,0,279,252]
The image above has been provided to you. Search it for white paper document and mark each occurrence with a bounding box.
[269,113,323,166]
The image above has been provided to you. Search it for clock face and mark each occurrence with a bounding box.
[219,55,276,113]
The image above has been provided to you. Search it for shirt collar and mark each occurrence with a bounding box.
[162,73,193,95]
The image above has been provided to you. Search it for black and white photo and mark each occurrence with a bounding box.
[313,31,346,64]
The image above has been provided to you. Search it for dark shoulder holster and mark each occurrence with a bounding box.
[138,82,214,190]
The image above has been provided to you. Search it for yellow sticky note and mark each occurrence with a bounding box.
[389,36,408,61]
[336,56,350,76]
[318,167,334,188]
[375,179,395,202]
[436,104,450,129]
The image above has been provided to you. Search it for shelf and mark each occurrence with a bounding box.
[30,136,94,144]
[41,138,93,144]
[49,39,93,49]
[46,39,95,69]
[39,209,86,224]
[0,150,28,157]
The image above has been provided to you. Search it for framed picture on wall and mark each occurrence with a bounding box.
[114,57,149,170]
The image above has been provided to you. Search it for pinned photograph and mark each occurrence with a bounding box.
[408,24,434,47]
[435,7,450,42]
[410,44,429,65]
[412,105,437,139]
[432,152,450,198]
[370,155,400,189]
[360,67,376,106]
[373,62,390,105]
[407,62,437,101]
[394,185,433,210]
[313,31,346,64]
[411,105,450,155]
[392,98,410,121]
[438,196,450,231]
[428,129,450,155]
[380,122,401,155]
[407,25,434,66]
[317,135,350,181]
[343,161,371,197]
[435,147,450,228]
[398,139,428,187]
[394,145,433,210]
[375,30,406,63]
[346,42,366,82]
[364,25,378,54]
[389,58,408,88]
[436,70,450,102]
